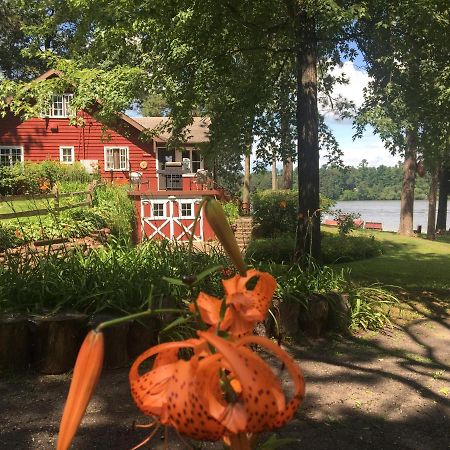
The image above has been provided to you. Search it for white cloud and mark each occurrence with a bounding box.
[320,61,371,120]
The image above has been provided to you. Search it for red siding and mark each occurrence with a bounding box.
[0,111,158,187]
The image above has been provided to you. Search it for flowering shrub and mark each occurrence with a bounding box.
[252,189,334,237]
[57,199,305,450]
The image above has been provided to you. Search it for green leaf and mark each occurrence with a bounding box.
[194,264,223,284]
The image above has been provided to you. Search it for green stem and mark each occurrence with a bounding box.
[95,308,184,332]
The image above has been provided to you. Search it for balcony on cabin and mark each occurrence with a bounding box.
[157,162,184,190]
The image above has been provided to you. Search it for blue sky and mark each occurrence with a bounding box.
[319,61,399,168]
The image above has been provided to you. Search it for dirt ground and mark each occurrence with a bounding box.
[1,313,449,450]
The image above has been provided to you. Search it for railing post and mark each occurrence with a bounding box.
[86,180,97,207]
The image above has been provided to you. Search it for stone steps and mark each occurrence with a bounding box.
[232,217,253,252]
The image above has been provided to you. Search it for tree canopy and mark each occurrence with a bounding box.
[1,0,449,255]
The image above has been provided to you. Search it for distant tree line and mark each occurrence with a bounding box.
[251,161,431,201]
[319,163,430,201]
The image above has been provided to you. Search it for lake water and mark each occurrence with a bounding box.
[327,200,450,232]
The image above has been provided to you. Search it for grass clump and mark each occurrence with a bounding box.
[260,261,399,332]
[0,241,228,315]
[347,285,400,331]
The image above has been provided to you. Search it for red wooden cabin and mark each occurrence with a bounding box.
[0,70,221,242]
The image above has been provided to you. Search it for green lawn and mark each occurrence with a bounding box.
[330,228,450,292]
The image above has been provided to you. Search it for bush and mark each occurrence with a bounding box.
[221,201,239,225]
[247,235,295,264]
[0,161,93,195]
[252,190,333,237]
[248,232,383,265]
[269,262,347,306]
[0,165,39,195]
[0,223,22,252]
[321,233,383,264]
[93,183,135,239]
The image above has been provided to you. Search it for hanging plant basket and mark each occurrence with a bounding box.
[0,314,31,373]
[30,313,88,374]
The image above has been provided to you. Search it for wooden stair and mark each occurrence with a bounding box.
[233,216,253,252]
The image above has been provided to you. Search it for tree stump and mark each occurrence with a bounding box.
[326,292,351,332]
[90,314,129,369]
[127,316,162,360]
[30,314,88,374]
[298,294,329,338]
[0,315,31,373]
[278,301,302,337]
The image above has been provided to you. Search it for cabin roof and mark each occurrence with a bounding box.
[35,70,210,144]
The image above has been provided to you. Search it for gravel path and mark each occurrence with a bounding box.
[1,314,449,450]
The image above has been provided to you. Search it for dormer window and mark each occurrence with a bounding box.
[48,94,73,118]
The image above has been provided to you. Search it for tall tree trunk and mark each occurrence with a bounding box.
[398,129,417,236]
[280,72,293,190]
[436,165,449,231]
[271,154,277,190]
[427,167,439,240]
[242,153,251,213]
[295,12,320,260]
[282,157,293,189]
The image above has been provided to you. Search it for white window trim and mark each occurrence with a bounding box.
[0,146,24,166]
[104,146,129,171]
[150,201,168,219]
[179,200,195,219]
[59,146,75,164]
[47,93,73,118]
[181,148,203,174]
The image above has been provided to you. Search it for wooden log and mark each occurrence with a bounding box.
[127,316,162,360]
[89,314,130,369]
[298,294,329,338]
[0,315,31,373]
[30,313,88,374]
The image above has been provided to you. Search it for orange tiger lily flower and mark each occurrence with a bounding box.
[57,330,104,450]
[130,330,304,446]
[198,331,305,433]
[193,269,276,336]
[130,337,227,441]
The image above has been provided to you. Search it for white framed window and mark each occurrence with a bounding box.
[48,94,73,118]
[59,146,75,164]
[152,202,166,218]
[104,146,129,171]
[181,148,203,173]
[180,202,194,218]
[0,146,23,166]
